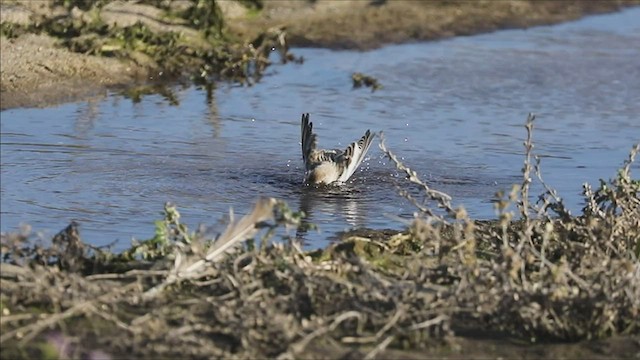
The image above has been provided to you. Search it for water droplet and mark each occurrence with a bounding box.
[251,118,255,122]
[404,138,408,142]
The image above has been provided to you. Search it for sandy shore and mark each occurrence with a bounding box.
[1,0,638,110]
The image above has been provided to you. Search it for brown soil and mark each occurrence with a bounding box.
[0,33,147,109]
[0,0,638,109]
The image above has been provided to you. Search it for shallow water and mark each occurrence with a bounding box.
[2,9,639,250]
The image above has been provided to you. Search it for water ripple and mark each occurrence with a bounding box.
[2,9,639,249]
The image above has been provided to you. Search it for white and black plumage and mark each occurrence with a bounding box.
[301,113,374,185]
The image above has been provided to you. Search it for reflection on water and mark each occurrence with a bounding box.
[2,9,639,250]
[298,184,369,228]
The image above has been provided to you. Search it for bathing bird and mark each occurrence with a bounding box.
[301,113,374,185]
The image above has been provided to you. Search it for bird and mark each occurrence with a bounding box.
[300,113,375,185]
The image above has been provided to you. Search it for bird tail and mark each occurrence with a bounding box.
[301,113,316,170]
[338,130,375,182]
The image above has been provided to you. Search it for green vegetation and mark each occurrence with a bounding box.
[0,0,297,85]
[1,115,638,358]
[176,0,224,38]
[352,72,382,92]
[0,21,29,39]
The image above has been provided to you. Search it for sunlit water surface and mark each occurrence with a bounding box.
[2,9,639,250]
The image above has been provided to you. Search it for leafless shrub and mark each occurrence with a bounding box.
[381,113,639,342]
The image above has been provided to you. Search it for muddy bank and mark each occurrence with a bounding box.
[0,0,288,110]
[0,32,147,109]
[228,0,640,49]
[1,0,638,110]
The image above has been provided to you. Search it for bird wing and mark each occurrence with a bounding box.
[301,113,317,171]
[337,130,375,182]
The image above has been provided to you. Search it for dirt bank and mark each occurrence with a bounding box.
[1,0,638,110]
[228,0,640,49]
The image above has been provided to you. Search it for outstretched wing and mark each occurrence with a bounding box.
[301,113,318,171]
[337,130,375,182]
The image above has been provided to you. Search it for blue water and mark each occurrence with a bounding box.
[2,9,639,250]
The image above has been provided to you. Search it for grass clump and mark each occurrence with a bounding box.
[1,114,638,358]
